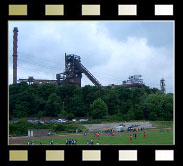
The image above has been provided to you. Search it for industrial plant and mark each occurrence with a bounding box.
[12,27,165,91]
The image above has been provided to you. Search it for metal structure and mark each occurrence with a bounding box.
[160,78,166,93]
[13,27,18,84]
[122,75,144,88]
[56,53,102,88]
[19,76,57,85]
[14,27,147,89]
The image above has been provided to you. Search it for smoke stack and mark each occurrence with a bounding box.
[13,27,18,84]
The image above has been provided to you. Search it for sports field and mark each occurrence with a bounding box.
[24,130,173,145]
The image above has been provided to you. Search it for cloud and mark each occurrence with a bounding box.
[8,21,174,93]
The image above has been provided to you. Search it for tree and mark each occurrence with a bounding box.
[102,89,120,115]
[44,93,62,117]
[90,98,108,119]
[126,107,135,121]
[67,113,75,120]
[14,104,28,118]
[134,106,144,120]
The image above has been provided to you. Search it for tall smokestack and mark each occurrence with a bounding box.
[13,27,18,84]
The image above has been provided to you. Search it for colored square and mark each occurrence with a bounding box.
[119,150,137,161]
[82,5,100,16]
[155,150,174,161]
[45,5,64,15]
[9,150,28,161]
[118,5,137,15]
[9,5,27,16]
[46,150,64,161]
[155,5,173,15]
[82,150,101,161]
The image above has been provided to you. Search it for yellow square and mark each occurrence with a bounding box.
[82,5,100,16]
[119,150,137,161]
[9,5,27,16]
[46,150,64,161]
[118,5,137,15]
[9,150,28,161]
[82,150,101,161]
[45,5,64,15]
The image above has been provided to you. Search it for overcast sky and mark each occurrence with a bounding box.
[8,21,174,93]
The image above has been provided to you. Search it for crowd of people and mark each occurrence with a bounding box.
[27,130,147,145]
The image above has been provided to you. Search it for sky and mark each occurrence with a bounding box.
[8,21,174,93]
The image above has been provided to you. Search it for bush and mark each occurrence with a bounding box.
[67,113,75,120]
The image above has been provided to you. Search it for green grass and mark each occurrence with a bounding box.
[151,121,173,129]
[25,130,173,145]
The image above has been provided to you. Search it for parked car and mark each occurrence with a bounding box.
[57,119,67,123]
[79,119,88,122]
[38,120,44,124]
[49,119,57,124]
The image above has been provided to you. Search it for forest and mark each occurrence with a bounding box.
[9,82,173,121]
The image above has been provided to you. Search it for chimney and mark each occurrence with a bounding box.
[13,27,18,84]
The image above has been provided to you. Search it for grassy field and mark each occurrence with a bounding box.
[151,121,173,129]
[25,130,173,145]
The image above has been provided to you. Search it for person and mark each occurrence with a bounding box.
[66,139,68,145]
[90,140,93,145]
[96,133,99,139]
[71,139,74,145]
[144,132,146,138]
[84,132,87,136]
[86,140,90,145]
[51,140,54,145]
[135,133,137,139]
[112,132,115,136]
[130,135,132,142]
[74,140,76,145]
[96,142,99,145]
[27,141,30,145]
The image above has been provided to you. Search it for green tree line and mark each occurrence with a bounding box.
[9,82,173,121]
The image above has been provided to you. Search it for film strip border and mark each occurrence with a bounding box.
[6,148,179,166]
[8,4,174,16]
[6,0,176,18]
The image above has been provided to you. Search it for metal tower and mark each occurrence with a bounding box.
[56,53,102,88]
[160,78,166,93]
